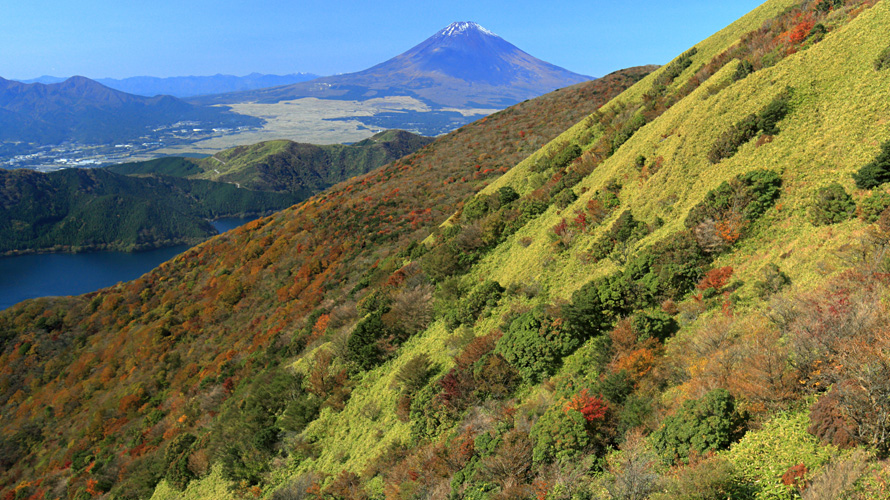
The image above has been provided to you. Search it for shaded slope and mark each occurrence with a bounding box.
[0,168,302,254]
[194,130,435,192]
[0,67,651,499]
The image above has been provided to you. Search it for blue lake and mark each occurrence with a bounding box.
[0,217,256,311]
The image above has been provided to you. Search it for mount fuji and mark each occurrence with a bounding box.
[195,22,592,109]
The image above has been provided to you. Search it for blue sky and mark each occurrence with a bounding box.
[1,0,765,80]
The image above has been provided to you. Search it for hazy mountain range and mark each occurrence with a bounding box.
[17,73,321,98]
[0,76,261,145]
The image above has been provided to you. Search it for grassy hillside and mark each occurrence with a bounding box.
[195,130,434,193]
[8,0,890,497]
[0,68,650,499]
[0,168,302,254]
[278,0,890,495]
[306,0,890,497]
[107,157,205,178]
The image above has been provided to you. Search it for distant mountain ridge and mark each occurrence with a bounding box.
[194,22,593,108]
[16,76,66,85]
[17,73,321,98]
[0,76,261,144]
[103,73,321,98]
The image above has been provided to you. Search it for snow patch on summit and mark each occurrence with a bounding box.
[439,22,497,38]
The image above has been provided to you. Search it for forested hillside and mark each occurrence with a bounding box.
[193,130,435,193]
[2,130,432,255]
[109,130,435,194]
[0,168,302,254]
[0,67,651,499]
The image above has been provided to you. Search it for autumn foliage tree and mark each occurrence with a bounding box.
[565,389,609,426]
[696,266,734,294]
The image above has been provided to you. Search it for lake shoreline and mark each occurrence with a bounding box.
[0,237,208,258]
[0,213,268,257]
[0,216,259,310]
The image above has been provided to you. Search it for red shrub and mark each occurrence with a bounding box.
[696,266,734,291]
[572,210,589,231]
[552,218,569,237]
[565,389,608,423]
[808,391,858,449]
[781,463,808,487]
[784,19,815,45]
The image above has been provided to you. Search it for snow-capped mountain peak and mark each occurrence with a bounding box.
[438,22,497,38]
[198,21,592,109]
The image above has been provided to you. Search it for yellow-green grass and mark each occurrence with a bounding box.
[446,2,890,440]
[265,0,890,485]
[168,2,890,495]
[480,0,799,202]
[151,465,236,500]
[467,0,890,302]
[285,321,456,477]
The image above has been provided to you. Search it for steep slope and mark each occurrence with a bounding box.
[0,76,261,144]
[285,0,890,497]
[0,67,650,499]
[159,0,890,497]
[194,22,592,109]
[0,168,302,254]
